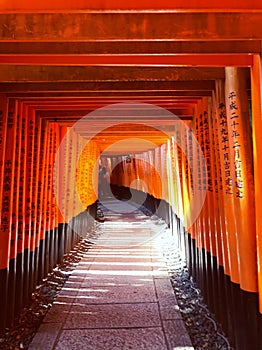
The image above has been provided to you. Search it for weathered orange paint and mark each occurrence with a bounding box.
[225,67,257,293]
[16,103,28,255]
[0,99,17,269]
[214,80,239,283]
[0,0,261,10]
[0,54,253,67]
[10,101,23,260]
[211,86,230,275]
[251,54,262,311]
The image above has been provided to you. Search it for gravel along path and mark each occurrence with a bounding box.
[160,232,234,350]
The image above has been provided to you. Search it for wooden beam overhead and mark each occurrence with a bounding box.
[0,66,225,82]
[0,81,215,92]
[0,12,262,41]
[0,41,260,55]
[38,108,193,118]
[25,102,195,109]
[19,97,200,103]
[0,54,253,67]
[5,91,213,98]
[1,0,262,11]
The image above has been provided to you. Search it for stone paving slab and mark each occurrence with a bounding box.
[29,201,193,350]
[80,274,155,287]
[163,320,194,349]
[29,323,62,350]
[78,261,153,271]
[63,302,161,329]
[55,328,168,350]
[74,283,157,304]
[43,302,72,323]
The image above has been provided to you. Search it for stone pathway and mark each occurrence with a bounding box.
[29,200,193,350]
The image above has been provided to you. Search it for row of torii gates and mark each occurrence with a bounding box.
[0,2,262,349]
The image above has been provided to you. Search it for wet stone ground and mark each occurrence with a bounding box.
[0,212,233,350]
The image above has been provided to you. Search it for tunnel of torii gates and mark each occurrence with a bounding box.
[1,2,262,350]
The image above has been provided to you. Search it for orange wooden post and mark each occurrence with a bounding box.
[29,113,42,290]
[37,119,48,281]
[251,54,262,314]
[40,121,50,274]
[185,122,194,234]
[15,102,28,312]
[50,123,59,263]
[148,149,155,200]
[224,65,259,350]
[195,101,209,254]
[201,98,218,261]
[56,126,69,253]
[0,94,8,329]
[215,80,240,285]
[0,98,17,327]
[181,126,191,233]
[166,139,176,237]
[205,98,223,267]
[193,101,208,293]
[40,121,49,241]
[25,107,37,295]
[47,122,57,270]
[44,122,52,273]
[204,96,227,322]
[56,126,67,227]
[54,125,67,262]
[0,95,8,236]
[210,89,230,277]
[0,94,7,220]
[225,67,257,293]
[191,114,204,283]
[171,136,184,244]
[9,101,23,322]
[191,113,202,252]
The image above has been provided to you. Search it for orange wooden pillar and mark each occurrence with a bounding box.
[200,99,216,305]
[15,102,28,313]
[50,123,59,266]
[43,122,53,274]
[37,119,49,281]
[225,67,257,293]
[193,101,210,296]
[251,54,262,314]
[0,95,9,329]
[0,94,7,220]
[170,136,184,247]
[225,67,258,348]
[215,80,239,284]
[201,98,218,263]
[191,110,204,286]
[206,94,229,324]
[8,101,23,323]
[24,107,36,297]
[0,98,17,328]
[174,127,187,252]
[30,113,42,290]
[180,127,191,261]
[56,125,69,260]
[45,122,59,271]
[211,87,230,278]
[212,84,236,335]
[166,139,176,239]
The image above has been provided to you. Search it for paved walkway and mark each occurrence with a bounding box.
[29,200,193,350]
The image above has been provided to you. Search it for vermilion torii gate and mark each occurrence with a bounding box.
[0,1,262,349]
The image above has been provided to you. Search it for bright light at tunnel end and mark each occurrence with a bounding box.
[53,102,207,248]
